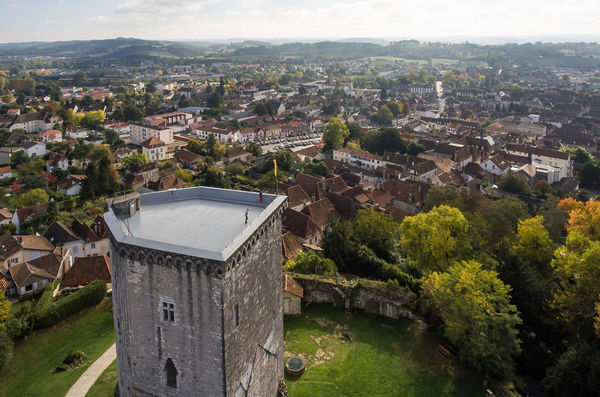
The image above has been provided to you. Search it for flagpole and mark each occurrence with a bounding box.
[273,158,278,195]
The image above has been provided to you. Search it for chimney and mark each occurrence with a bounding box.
[528,152,532,165]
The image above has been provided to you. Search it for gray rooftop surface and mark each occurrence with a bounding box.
[104,186,287,262]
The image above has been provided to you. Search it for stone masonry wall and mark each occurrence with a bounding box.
[110,241,226,397]
[292,274,420,322]
[222,207,285,397]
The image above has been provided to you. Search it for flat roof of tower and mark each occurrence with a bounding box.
[104,187,287,262]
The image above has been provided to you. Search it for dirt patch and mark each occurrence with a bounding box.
[314,317,336,328]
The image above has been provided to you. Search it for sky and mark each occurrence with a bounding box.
[2,0,600,44]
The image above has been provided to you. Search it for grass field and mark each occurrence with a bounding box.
[284,304,483,397]
[86,359,117,397]
[0,298,115,397]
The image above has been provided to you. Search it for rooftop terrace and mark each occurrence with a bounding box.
[104,187,286,262]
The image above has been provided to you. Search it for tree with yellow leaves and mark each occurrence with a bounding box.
[0,290,10,328]
[400,205,471,273]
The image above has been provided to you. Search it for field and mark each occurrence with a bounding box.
[284,304,483,397]
[0,298,115,397]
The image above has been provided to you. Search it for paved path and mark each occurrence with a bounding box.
[65,343,116,397]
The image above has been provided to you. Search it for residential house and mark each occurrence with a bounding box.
[62,255,111,289]
[70,217,110,257]
[141,137,167,162]
[282,208,322,246]
[333,148,385,170]
[8,111,62,133]
[506,143,572,183]
[39,129,63,143]
[14,235,55,263]
[238,127,256,143]
[7,262,54,296]
[285,185,311,211]
[0,209,12,225]
[12,203,49,234]
[481,154,511,175]
[22,141,47,157]
[224,147,249,164]
[147,175,187,191]
[0,166,12,179]
[57,174,86,196]
[174,149,204,170]
[46,152,69,172]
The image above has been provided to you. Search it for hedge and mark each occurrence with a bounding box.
[35,280,107,329]
[34,282,56,314]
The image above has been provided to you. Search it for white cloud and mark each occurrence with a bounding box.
[114,0,220,15]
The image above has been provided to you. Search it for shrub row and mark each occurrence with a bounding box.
[35,280,107,329]
[34,283,56,314]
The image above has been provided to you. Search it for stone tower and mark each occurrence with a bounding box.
[104,187,287,396]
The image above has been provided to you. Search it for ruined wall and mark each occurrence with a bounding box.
[292,274,419,322]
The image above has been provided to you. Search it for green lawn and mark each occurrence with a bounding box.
[0,298,115,397]
[284,304,483,397]
[86,359,117,397]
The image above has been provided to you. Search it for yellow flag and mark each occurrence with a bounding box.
[273,159,278,178]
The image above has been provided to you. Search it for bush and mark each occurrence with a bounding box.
[34,283,55,314]
[6,302,36,339]
[35,280,106,329]
[19,288,45,302]
[0,327,12,372]
[57,350,86,371]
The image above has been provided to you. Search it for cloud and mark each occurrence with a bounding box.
[114,0,220,15]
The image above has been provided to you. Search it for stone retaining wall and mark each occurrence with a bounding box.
[290,274,421,322]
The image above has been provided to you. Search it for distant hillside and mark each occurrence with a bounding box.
[0,37,205,59]
[0,38,599,67]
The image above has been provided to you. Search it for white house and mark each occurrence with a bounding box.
[141,137,167,162]
[333,148,385,170]
[506,143,572,182]
[481,154,511,175]
[238,127,256,143]
[194,126,234,143]
[8,111,62,133]
[57,174,86,196]
[22,141,47,157]
[46,152,69,172]
[130,123,173,146]
[39,129,63,143]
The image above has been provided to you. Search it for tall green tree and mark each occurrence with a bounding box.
[322,118,349,151]
[424,260,522,380]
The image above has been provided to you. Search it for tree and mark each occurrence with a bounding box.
[423,260,522,379]
[322,118,349,151]
[122,152,148,168]
[225,163,246,177]
[205,167,225,187]
[345,122,361,141]
[43,102,60,114]
[302,160,328,177]
[551,231,600,338]
[146,82,156,94]
[376,105,393,125]
[16,188,49,207]
[402,102,410,115]
[187,139,207,156]
[175,169,193,183]
[1,93,15,104]
[103,129,121,145]
[9,150,28,169]
[206,134,217,157]
[560,200,600,240]
[534,180,553,194]
[123,104,144,122]
[407,141,425,156]
[461,109,474,119]
[253,102,268,116]
[0,290,10,328]
[400,205,471,273]
[345,139,361,150]
[284,251,337,276]
[513,216,554,271]
[353,209,400,262]
[81,110,106,128]
[245,142,262,157]
[73,71,87,86]
[387,102,402,117]
[498,171,532,195]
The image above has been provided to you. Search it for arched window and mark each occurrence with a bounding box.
[165,358,177,388]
